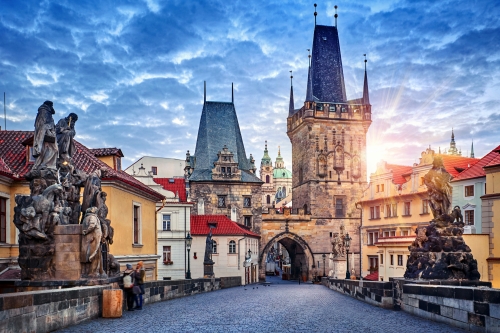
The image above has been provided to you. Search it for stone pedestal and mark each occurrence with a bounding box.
[329,258,346,279]
[204,263,214,278]
[53,225,82,280]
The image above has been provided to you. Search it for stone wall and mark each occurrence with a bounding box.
[321,277,393,309]
[0,277,240,333]
[402,284,500,332]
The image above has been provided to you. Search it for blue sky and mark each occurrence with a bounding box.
[1,0,499,176]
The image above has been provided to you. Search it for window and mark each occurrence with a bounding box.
[335,198,344,217]
[369,257,379,271]
[370,206,380,219]
[368,232,379,245]
[403,202,411,216]
[116,157,122,171]
[151,166,158,175]
[27,146,36,163]
[390,255,394,266]
[420,177,425,186]
[0,198,6,242]
[221,167,225,173]
[243,197,251,208]
[422,199,429,214]
[218,196,226,208]
[266,195,270,204]
[400,230,409,236]
[266,175,270,183]
[392,203,397,217]
[213,241,217,254]
[385,204,392,217]
[381,184,384,192]
[133,204,141,244]
[346,171,349,179]
[397,255,403,266]
[465,185,474,197]
[244,216,252,227]
[376,185,380,192]
[163,246,171,262]
[465,210,474,225]
[229,240,236,253]
[299,168,303,183]
[380,254,384,265]
[162,214,171,231]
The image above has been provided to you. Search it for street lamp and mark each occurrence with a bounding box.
[185,232,192,279]
[322,254,326,277]
[344,233,352,279]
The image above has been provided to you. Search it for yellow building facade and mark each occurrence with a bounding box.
[481,148,500,287]
[360,148,487,281]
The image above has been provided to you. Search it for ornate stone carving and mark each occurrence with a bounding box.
[31,101,58,172]
[211,145,241,181]
[81,207,106,278]
[405,160,480,280]
[55,113,78,163]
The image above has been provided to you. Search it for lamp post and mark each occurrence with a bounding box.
[185,232,192,279]
[245,249,252,284]
[344,233,352,279]
[322,254,326,277]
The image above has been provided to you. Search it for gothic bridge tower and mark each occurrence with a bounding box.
[286,12,372,248]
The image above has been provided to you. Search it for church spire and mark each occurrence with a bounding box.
[448,128,460,156]
[362,54,370,105]
[305,49,313,102]
[261,140,272,166]
[288,71,295,116]
[470,140,475,158]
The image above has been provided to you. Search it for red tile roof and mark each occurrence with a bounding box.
[452,145,500,181]
[364,271,378,281]
[153,178,187,202]
[0,131,164,201]
[191,215,260,237]
[440,155,478,178]
[89,147,124,157]
[485,154,500,168]
[386,164,413,185]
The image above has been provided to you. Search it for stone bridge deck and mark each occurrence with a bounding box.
[59,276,464,332]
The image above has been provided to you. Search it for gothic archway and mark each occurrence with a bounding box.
[259,232,315,281]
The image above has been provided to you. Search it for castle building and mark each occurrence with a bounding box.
[259,143,292,208]
[185,83,263,235]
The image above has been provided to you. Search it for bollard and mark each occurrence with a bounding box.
[102,289,123,318]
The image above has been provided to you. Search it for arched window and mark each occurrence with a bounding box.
[266,195,271,204]
[229,240,236,253]
[266,175,270,183]
[212,241,217,254]
[283,187,286,197]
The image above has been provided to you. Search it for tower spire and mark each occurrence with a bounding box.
[232,82,234,103]
[204,81,206,103]
[470,140,474,158]
[362,54,370,105]
[314,3,317,26]
[305,49,313,102]
[288,71,295,116]
[334,5,338,27]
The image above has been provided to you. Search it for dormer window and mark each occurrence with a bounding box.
[316,103,324,111]
[151,166,157,175]
[26,146,36,164]
[322,37,327,41]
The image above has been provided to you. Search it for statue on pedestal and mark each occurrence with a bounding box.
[55,113,78,163]
[32,101,58,173]
[81,207,105,278]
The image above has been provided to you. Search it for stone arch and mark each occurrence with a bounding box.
[259,231,315,281]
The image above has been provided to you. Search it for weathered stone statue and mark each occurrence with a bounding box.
[96,191,115,275]
[56,113,78,163]
[424,156,452,219]
[81,169,103,222]
[405,158,480,280]
[204,229,214,264]
[32,101,58,172]
[81,207,105,278]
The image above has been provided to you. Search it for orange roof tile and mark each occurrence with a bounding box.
[154,178,187,202]
[385,164,413,185]
[452,145,500,181]
[439,155,478,178]
[191,215,260,237]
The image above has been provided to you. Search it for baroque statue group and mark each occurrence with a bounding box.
[13,100,119,281]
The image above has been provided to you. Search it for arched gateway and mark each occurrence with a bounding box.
[259,231,315,281]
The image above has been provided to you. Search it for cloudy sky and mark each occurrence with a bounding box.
[1,0,499,177]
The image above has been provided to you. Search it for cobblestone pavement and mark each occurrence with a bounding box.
[59,277,465,333]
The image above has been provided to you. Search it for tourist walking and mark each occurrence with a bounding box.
[134,261,146,310]
[123,264,135,311]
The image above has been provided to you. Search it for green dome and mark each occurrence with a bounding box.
[273,168,292,179]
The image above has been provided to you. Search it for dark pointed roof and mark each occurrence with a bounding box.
[305,63,313,102]
[288,84,295,116]
[363,68,370,105]
[190,101,261,183]
[310,25,347,103]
